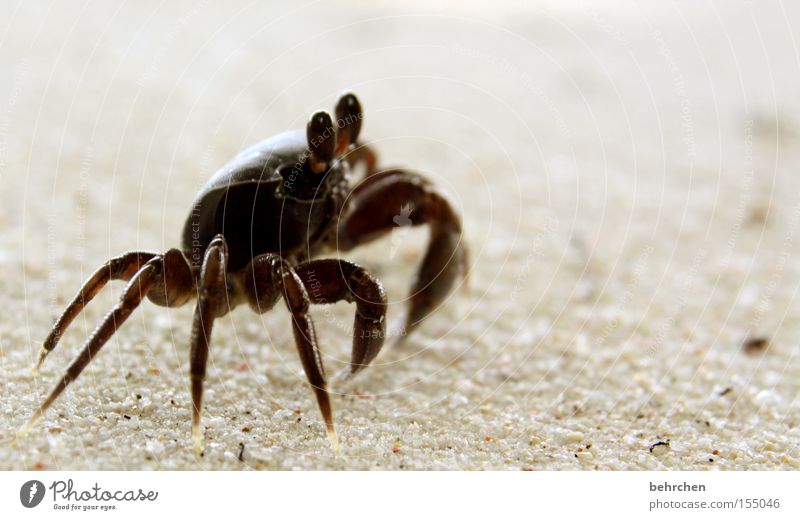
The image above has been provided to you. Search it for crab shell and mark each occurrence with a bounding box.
[181,130,349,271]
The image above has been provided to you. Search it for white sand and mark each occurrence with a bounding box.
[1,0,799,470]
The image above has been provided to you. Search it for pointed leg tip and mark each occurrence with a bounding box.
[333,367,356,383]
[192,422,204,457]
[326,426,340,454]
[32,350,47,374]
[18,417,37,439]
[192,434,204,458]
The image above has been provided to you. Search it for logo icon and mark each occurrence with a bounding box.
[390,203,414,258]
[20,480,45,508]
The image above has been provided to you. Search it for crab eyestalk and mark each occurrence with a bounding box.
[307,110,336,174]
[334,91,363,156]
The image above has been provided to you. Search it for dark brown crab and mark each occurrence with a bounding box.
[23,92,467,454]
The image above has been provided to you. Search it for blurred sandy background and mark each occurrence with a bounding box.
[1,0,799,469]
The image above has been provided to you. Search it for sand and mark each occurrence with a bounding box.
[1,0,799,470]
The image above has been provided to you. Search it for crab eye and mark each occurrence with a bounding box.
[307,110,336,173]
[335,92,363,154]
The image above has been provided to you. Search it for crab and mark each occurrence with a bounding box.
[23,92,467,454]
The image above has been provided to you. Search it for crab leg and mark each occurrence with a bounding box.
[34,251,157,372]
[293,259,387,379]
[21,257,163,435]
[344,143,379,178]
[242,254,339,451]
[336,169,468,340]
[189,235,229,456]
